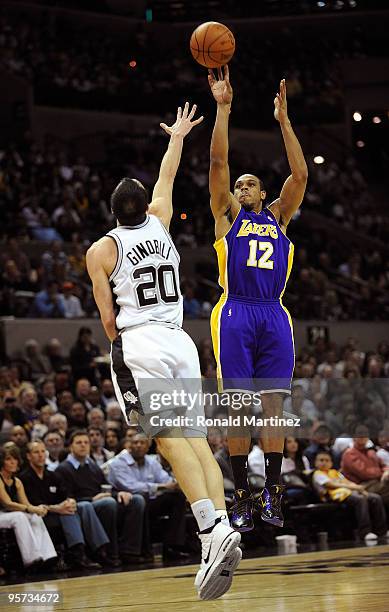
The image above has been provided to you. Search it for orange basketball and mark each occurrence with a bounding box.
[190,22,235,69]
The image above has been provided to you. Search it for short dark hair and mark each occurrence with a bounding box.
[43,429,64,441]
[111,178,148,226]
[87,426,104,436]
[315,450,332,460]
[69,429,89,445]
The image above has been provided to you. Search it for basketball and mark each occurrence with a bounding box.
[190,21,235,68]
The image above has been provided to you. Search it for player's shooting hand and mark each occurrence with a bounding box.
[160,102,204,138]
[208,65,233,105]
[274,78,288,124]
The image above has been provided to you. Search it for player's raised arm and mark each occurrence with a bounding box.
[208,66,240,238]
[272,79,308,227]
[86,238,117,342]
[149,102,203,230]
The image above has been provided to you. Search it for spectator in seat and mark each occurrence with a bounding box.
[70,328,100,384]
[74,378,92,409]
[105,427,120,454]
[46,338,69,373]
[23,341,53,383]
[100,379,117,408]
[88,426,114,467]
[0,445,57,567]
[313,451,388,542]
[304,424,335,468]
[107,432,188,561]
[281,436,312,505]
[377,430,389,467]
[48,413,68,439]
[10,426,29,468]
[67,402,88,430]
[56,430,145,565]
[0,395,27,438]
[87,407,105,430]
[341,425,389,512]
[20,440,105,569]
[57,390,74,416]
[38,379,58,412]
[43,430,66,471]
[62,282,84,319]
[19,386,40,424]
[31,281,65,318]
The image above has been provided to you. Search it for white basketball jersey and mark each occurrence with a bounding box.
[107,215,183,330]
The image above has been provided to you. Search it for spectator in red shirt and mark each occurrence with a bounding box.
[341,425,389,513]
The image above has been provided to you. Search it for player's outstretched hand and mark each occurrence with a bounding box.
[160,102,204,138]
[274,78,288,123]
[208,65,233,105]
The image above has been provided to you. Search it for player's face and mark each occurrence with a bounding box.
[234,175,264,212]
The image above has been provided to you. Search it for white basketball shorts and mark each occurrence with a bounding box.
[111,323,207,437]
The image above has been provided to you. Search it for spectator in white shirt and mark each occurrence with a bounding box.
[377,430,389,467]
[62,282,84,318]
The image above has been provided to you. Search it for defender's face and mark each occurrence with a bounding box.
[234,175,265,212]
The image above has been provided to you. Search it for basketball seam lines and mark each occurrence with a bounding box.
[202,24,211,68]
[208,30,234,51]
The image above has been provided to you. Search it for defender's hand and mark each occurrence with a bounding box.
[274,78,288,123]
[160,102,204,137]
[208,65,233,105]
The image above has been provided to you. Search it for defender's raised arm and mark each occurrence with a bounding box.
[149,102,203,229]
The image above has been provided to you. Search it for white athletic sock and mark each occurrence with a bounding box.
[215,509,230,527]
[191,498,217,532]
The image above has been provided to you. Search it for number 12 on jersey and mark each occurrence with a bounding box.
[246,240,274,269]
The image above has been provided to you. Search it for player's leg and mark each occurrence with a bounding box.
[156,432,241,600]
[211,298,255,531]
[254,303,295,527]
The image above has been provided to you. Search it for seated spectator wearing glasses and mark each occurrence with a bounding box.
[43,430,66,471]
[88,426,114,467]
[56,430,145,565]
[107,433,188,561]
[0,445,57,567]
[20,440,104,569]
[341,425,389,513]
[313,451,388,542]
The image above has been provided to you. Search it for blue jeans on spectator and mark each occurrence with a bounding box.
[71,501,110,551]
[92,494,145,557]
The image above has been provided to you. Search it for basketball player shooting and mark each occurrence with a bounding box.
[208,66,308,531]
[86,102,241,600]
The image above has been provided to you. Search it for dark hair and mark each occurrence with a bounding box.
[315,450,332,460]
[69,429,89,445]
[87,426,104,436]
[283,436,306,472]
[43,428,64,441]
[0,445,22,469]
[110,178,148,226]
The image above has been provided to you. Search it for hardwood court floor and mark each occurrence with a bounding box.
[2,545,389,611]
